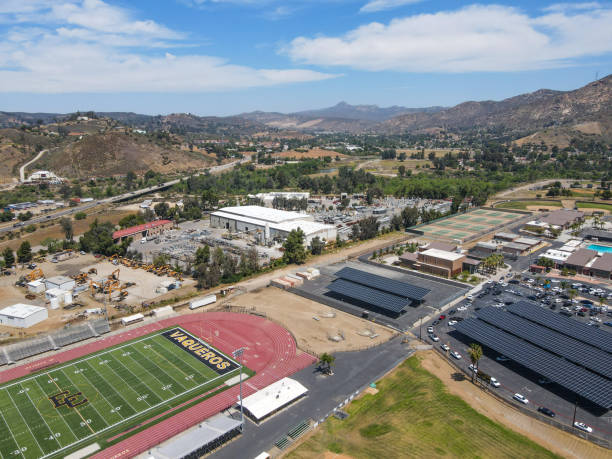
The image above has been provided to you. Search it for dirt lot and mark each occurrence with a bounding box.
[84,261,195,303]
[228,288,395,354]
[418,350,609,459]
[272,148,349,159]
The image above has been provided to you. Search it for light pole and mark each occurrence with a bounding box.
[232,347,245,432]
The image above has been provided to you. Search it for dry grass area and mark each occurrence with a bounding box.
[273,148,350,159]
[229,287,395,354]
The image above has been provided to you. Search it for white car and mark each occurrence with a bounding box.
[427,326,434,334]
[513,393,529,404]
[573,422,593,433]
[441,344,450,351]
[501,282,508,287]
[429,334,440,342]
[527,279,535,284]
[467,294,474,301]
[468,363,478,372]
[490,377,500,387]
[448,320,457,326]
[450,351,461,360]
[457,306,468,311]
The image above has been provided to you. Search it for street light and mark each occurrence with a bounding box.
[232,347,245,432]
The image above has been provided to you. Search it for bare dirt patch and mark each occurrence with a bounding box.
[229,288,395,354]
[418,350,609,459]
[273,148,349,159]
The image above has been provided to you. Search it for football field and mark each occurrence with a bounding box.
[0,327,243,459]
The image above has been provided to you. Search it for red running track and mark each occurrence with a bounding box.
[0,312,316,459]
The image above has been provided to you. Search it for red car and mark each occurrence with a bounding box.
[439,314,446,320]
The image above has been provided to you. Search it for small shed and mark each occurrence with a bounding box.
[27,280,45,294]
[45,275,75,292]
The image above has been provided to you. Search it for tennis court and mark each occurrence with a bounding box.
[412,208,526,243]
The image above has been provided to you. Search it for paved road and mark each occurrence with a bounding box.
[19,149,49,182]
[212,336,411,459]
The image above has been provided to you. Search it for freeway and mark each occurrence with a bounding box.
[0,155,251,234]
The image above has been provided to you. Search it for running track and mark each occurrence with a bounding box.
[0,312,316,458]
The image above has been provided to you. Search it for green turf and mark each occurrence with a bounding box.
[495,200,562,210]
[576,202,612,212]
[288,356,559,459]
[0,327,246,459]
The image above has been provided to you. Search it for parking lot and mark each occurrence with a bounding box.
[290,260,469,330]
[419,277,612,440]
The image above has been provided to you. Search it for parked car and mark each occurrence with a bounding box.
[513,393,529,404]
[468,363,478,373]
[429,334,440,342]
[427,326,434,334]
[432,320,440,326]
[489,377,500,387]
[537,406,556,417]
[439,314,446,320]
[450,351,461,360]
[441,344,450,351]
[448,320,457,326]
[573,422,593,433]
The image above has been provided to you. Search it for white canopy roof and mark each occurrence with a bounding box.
[240,377,307,420]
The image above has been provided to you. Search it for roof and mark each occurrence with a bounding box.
[591,253,612,272]
[425,241,457,252]
[540,249,571,262]
[541,209,584,226]
[564,248,597,267]
[502,242,530,251]
[475,241,498,250]
[272,220,335,236]
[514,237,540,246]
[214,205,309,224]
[112,220,172,240]
[0,304,47,319]
[463,257,481,265]
[420,248,465,262]
[335,266,430,300]
[45,275,74,285]
[240,378,308,420]
[583,228,612,240]
[495,232,519,240]
[328,279,412,314]
[399,252,418,262]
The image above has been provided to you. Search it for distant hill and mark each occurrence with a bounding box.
[379,75,612,141]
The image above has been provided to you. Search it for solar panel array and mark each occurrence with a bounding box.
[335,267,430,300]
[476,307,612,379]
[327,278,410,313]
[455,318,612,409]
[507,301,612,354]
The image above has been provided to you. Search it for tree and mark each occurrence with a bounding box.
[153,254,170,267]
[17,241,32,264]
[318,353,336,375]
[118,213,145,229]
[398,152,407,161]
[397,165,406,177]
[125,171,137,190]
[79,220,127,256]
[201,190,219,210]
[154,202,170,219]
[74,211,87,220]
[468,343,483,382]
[401,206,419,228]
[2,248,15,267]
[282,228,306,264]
[310,236,325,255]
[195,245,210,265]
[59,217,73,241]
[351,216,379,241]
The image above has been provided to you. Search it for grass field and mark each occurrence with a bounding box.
[576,202,612,212]
[288,356,558,459]
[495,200,562,210]
[0,327,244,459]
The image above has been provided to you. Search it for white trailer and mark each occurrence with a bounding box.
[189,294,216,310]
[121,313,144,326]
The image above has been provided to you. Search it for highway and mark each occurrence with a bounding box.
[1,155,251,234]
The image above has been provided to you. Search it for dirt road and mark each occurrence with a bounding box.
[419,350,609,459]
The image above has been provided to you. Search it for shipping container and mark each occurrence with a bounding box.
[189,294,217,310]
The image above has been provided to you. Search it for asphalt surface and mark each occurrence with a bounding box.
[419,279,612,440]
[290,260,468,331]
[212,336,411,459]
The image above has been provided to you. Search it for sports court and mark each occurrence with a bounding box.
[0,327,242,459]
[413,208,526,243]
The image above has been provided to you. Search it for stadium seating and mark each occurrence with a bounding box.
[274,436,291,450]
[287,420,310,439]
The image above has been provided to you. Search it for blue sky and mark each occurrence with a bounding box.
[0,0,610,115]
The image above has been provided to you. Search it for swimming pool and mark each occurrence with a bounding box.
[587,244,612,253]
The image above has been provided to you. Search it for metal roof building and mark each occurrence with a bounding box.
[0,304,48,328]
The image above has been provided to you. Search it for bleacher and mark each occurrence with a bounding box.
[274,436,291,450]
[287,420,310,440]
[0,319,111,366]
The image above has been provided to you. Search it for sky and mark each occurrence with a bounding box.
[0,0,611,115]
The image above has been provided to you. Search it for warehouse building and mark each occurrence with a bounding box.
[45,275,76,292]
[210,206,336,245]
[0,304,48,328]
[112,219,173,243]
[401,248,466,278]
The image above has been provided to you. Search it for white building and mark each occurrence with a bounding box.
[25,170,61,183]
[45,276,76,292]
[240,377,308,422]
[211,205,336,245]
[0,304,48,328]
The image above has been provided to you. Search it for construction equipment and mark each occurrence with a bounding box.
[89,280,102,296]
[72,272,89,284]
[108,269,120,281]
[88,268,97,275]
[26,268,44,282]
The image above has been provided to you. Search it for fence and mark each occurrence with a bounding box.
[431,345,611,450]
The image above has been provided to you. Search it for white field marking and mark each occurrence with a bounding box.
[5,387,47,457]
[19,382,62,449]
[144,336,212,385]
[46,372,95,436]
[121,348,182,399]
[59,369,111,431]
[32,377,80,444]
[76,361,135,418]
[0,402,26,459]
[94,355,150,410]
[37,367,238,459]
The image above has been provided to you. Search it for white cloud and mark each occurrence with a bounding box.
[0,0,335,93]
[360,0,423,13]
[543,2,601,12]
[286,4,612,72]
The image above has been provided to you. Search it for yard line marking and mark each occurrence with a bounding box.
[5,388,46,457]
[147,340,194,381]
[46,372,95,435]
[104,355,153,408]
[123,349,180,398]
[0,403,25,459]
[64,366,122,422]
[79,362,135,416]
[60,369,111,431]
[150,336,215,382]
[19,382,62,450]
[33,377,79,443]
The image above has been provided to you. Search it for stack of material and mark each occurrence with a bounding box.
[295,271,313,280]
[306,267,320,278]
[285,274,304,286]
[271,278,292,289]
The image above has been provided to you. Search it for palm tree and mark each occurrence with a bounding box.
[468,343,483,382]
[569,289,577,303]
[319,353,336,375]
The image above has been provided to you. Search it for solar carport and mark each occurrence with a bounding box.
[326,267,430,317]
[455,301,612,410]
